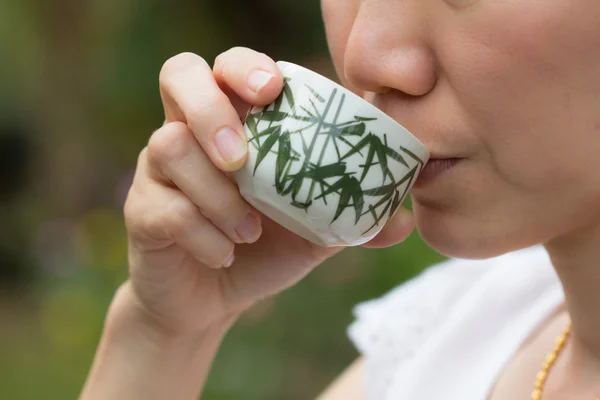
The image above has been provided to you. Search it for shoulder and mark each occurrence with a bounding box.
[347,244,554,399]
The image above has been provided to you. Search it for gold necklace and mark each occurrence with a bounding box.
[532,320,599,400]
[532,320,571,400]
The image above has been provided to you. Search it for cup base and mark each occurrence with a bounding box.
[243,195,341,248]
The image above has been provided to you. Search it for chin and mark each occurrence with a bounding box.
[413,203,529,260]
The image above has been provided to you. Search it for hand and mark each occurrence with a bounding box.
[123,48,417,335]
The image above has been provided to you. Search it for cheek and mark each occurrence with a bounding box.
[436,1,600,190]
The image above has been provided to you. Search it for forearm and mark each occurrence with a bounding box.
[81,283,237,400]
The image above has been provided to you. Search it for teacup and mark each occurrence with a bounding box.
[234,61,429,247]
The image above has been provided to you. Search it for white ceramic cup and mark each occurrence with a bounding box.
[234,61,429,247]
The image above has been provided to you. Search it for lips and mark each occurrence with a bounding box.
[414,158,460,187]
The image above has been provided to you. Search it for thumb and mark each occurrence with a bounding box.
[361,206,415,249]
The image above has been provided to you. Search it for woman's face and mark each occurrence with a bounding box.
[321,0,600,258]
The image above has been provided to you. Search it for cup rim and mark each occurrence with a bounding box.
[276,60,430,159]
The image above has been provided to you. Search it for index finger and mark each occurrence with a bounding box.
[159,52,248,171]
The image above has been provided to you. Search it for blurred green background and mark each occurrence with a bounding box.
[0,1,445,399]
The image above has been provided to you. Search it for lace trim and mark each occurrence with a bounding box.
[348,258,494,399]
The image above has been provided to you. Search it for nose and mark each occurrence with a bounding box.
[343,0,437,97]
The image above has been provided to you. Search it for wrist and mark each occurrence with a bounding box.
[82,282,237,400]
[108,281,239,346]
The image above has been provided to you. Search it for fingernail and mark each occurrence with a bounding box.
[248,70,274,94]
[215,127,247,164]
[235,213,262,243]
[223,253,235,268]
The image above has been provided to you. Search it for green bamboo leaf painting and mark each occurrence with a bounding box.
[260,111,314,122]
[333,176,364,224]
[389,190,401,219]
[248,74,427,233]
[331,122,365,138]
[314,175,346,200]
[249,125,281,144]
[362,181,397,196]
[334,185,353,223]
[291,198,313,210]
[383,146,409,168]
[354,116,378,122]
[283,81,295,109]
[349,177,365,224]
[284,174,312,210]
[253,125,281,173]
[366,199,393,230]
[314,175,364,224]
[301,106,314,117]
[245,113,258,136]
[400,146,425,166]
[307,162,347,181]
[309,99,320,117]
[245,113,260,148]
[370,135,392,181]
[260,111,288,122]
[288,172,313,210]
[275,131,292,193]
[363,165,419,195]
[360,141,377,183]
[305,84,325,103]
[341,133,392,183]
[340,133,372,160]
[272,87,284,114]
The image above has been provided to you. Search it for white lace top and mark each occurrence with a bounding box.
[348,245,565,400]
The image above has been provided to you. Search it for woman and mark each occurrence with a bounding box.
[81,1,600,399]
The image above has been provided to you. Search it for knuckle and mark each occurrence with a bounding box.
[160,52,208,85]
[147,122,193,165]
[123,191,140,231]
[140,213,167,241]
[124,187,153,238]
[185,91,229,125]
[164,195,200,238]
[205,193,245,221]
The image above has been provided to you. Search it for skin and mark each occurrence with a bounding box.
[82,0,600,399]
[80,49,415,400]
